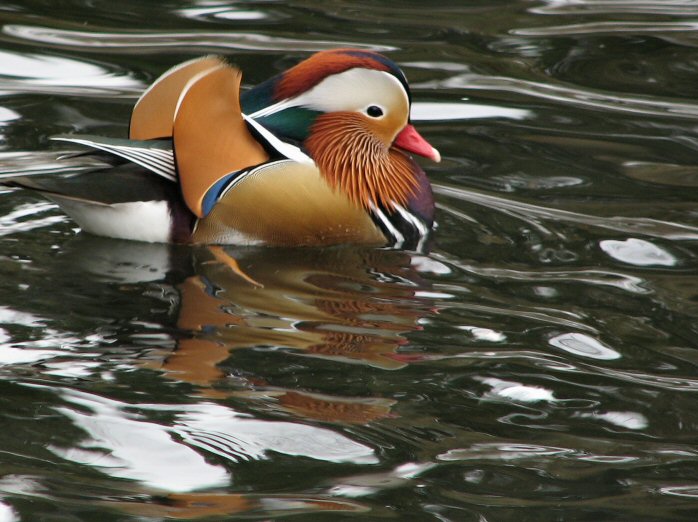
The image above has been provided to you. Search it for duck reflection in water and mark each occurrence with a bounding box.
[66,237,436,425]
[164,245,433,423]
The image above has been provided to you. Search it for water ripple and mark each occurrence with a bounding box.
[575,411,649,430]
[328,462,435,498]
[442,300,598,332]
[514,21,698,37]
[420,73,698,119]
[176,402,378,465]
[177,5,273,22]
[549,332,621,360]
[2,24,393,54]
[622,162,698,188]
[431,348,698,394]
[0,48,141,97]
[0,202,66,237]
[37,385,377,492]
[659,485,698,498]
[45,386,230,492]
[599,367,698,392]
[437,438,689,470]
[0,151,110,179]
[531,1,698,17]
[435,184,698,241]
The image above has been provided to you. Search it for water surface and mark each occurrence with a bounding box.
[2,1,698,520]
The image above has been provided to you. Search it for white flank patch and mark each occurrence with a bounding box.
[51,196,172,243]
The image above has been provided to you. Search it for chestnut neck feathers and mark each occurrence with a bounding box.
[305,113,418,210]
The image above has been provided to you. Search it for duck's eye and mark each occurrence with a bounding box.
[366,105,384,118]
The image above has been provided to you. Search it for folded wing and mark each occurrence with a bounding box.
[173,64,270,218]
[130,56,225,140]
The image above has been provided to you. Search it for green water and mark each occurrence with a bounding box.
[1,1,698,520]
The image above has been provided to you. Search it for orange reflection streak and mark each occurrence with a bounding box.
[153,247,433,423]
[276,390,396,423]
[108,492,366,519]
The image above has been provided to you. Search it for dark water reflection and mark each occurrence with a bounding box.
[3,0,698,520]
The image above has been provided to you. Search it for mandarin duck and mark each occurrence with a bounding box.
[1,49,440,249]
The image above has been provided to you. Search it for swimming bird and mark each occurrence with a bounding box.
[1,49,440,249]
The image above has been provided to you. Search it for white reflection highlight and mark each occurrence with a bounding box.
[0,308,91,366]
[577,411,648,430]
[549,332,621,360]
[0,107,19,124]
[534,286,558,297]
[410,255,452,275]
[478,377,556,403]
[458,326,507,343]
[600,238,677,267]
[43,361,102,378]
[0,304,106,369]
[0,346,63,365]
[659,485,698,498]
[0,202,66,237]
[43,386,377,492]
[49,389,229,492]
[178,6,268,20]
[176,402,377,465]
[0,501,17,522]
[0,306,45,328]
[411,102,531,122]
[414,291,454,299]
[0,50,140,89]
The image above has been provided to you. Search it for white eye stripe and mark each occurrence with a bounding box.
[288,69,409,116]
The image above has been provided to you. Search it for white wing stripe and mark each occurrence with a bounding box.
[123,149,175,172]
[52,137,177,182]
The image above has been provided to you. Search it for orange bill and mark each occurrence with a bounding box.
[393,124,441,162]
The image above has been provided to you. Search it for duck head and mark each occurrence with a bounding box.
[242,49,440,210]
